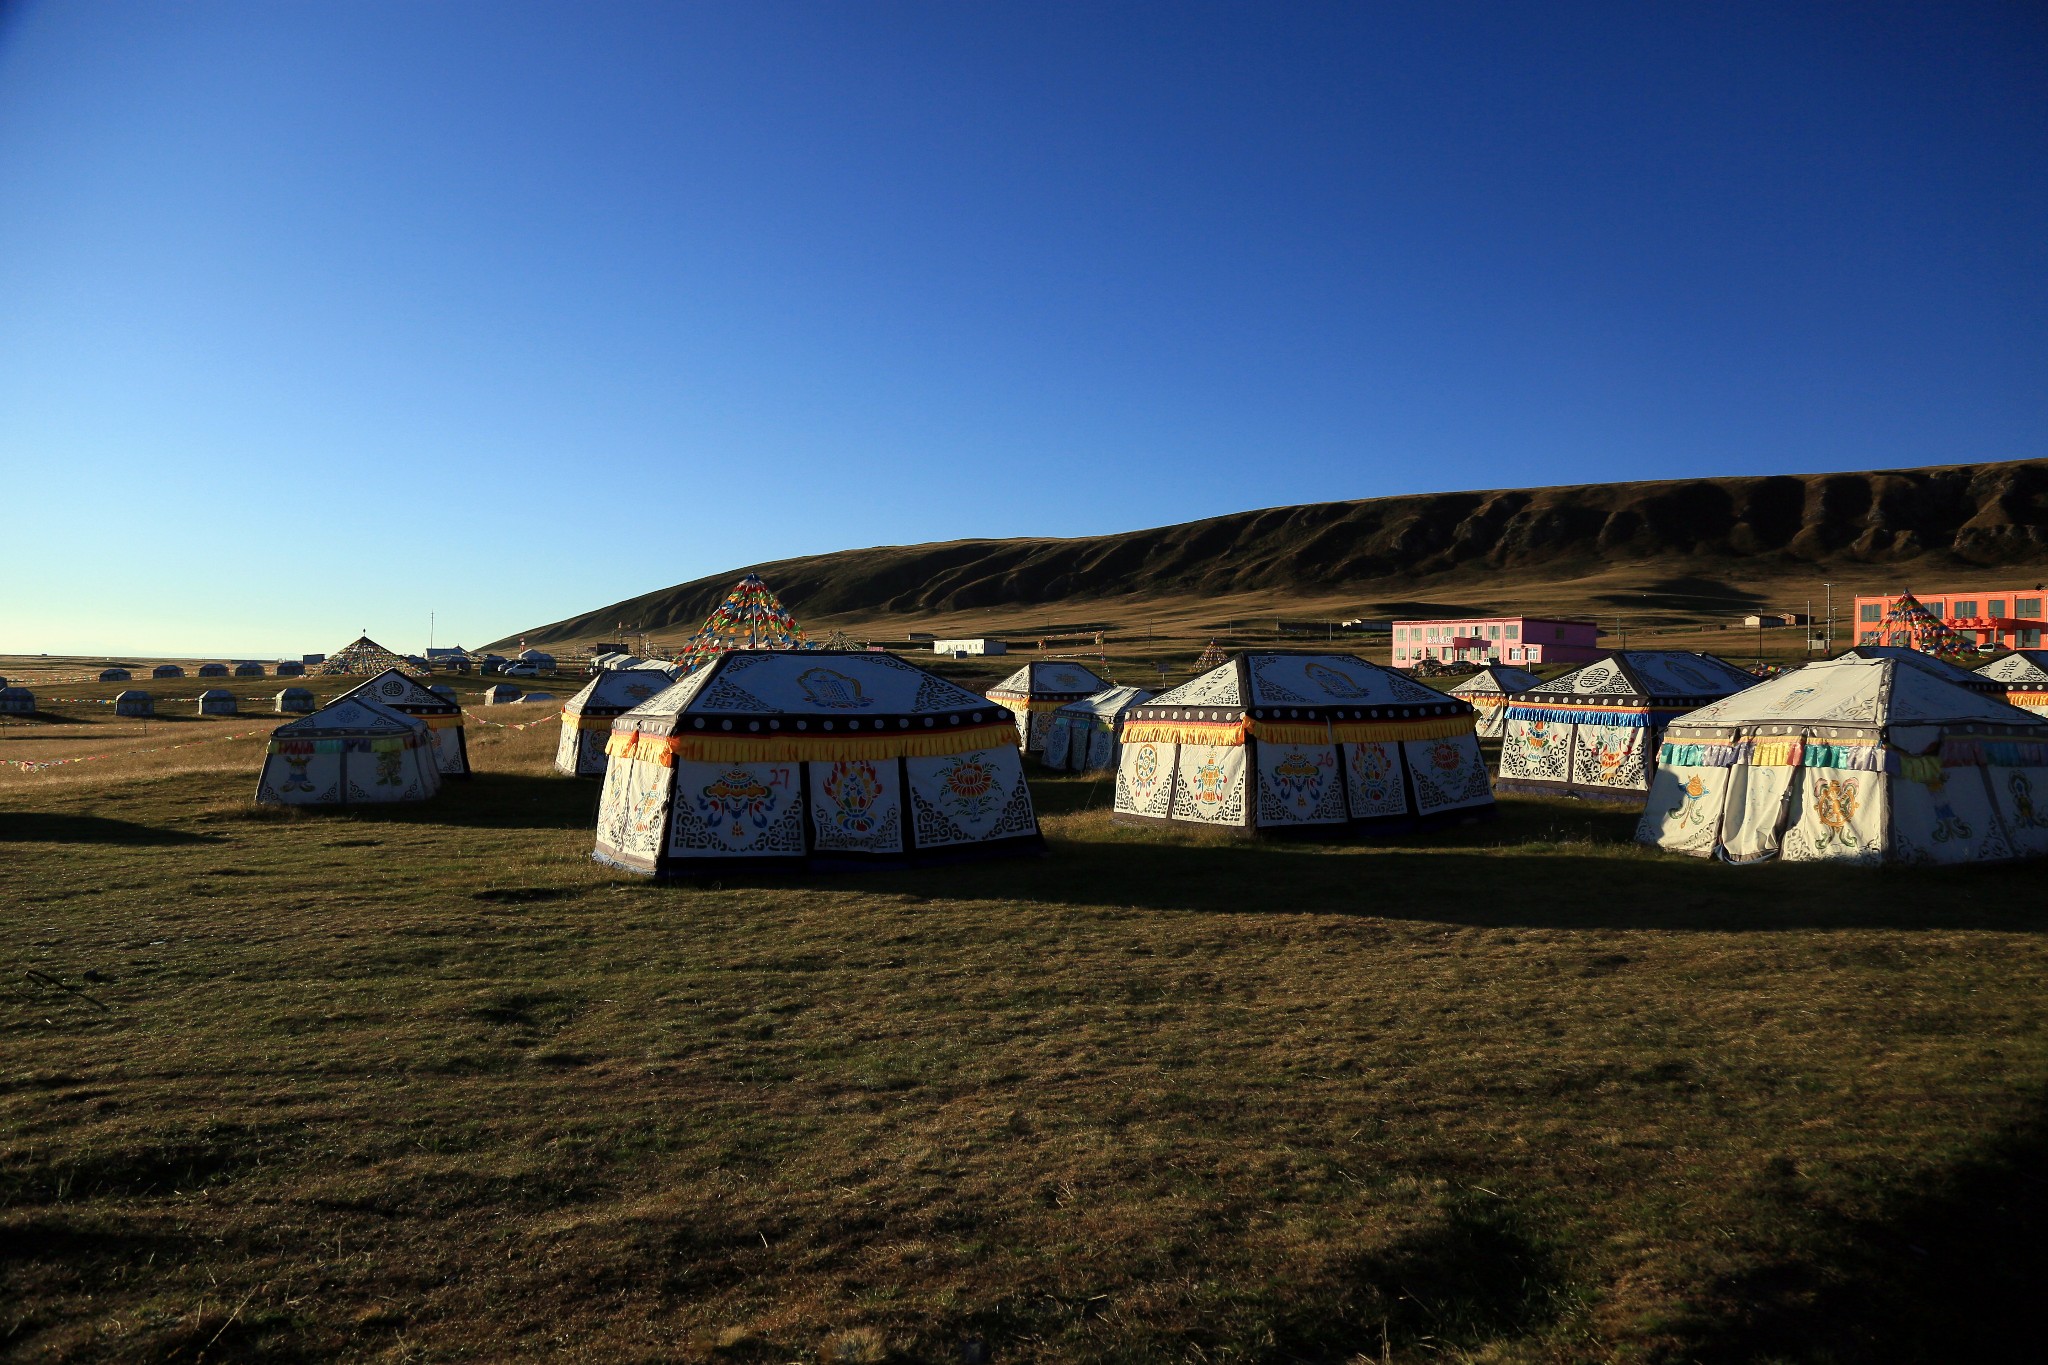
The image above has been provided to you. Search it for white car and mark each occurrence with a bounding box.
[501,661,541,678]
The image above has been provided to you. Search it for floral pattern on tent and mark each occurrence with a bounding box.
[330,668,471,776]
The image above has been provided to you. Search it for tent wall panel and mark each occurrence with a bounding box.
[1636,762,1728,858]
[905,747,1036,849]
[1341,741,1410,819]
[1781,769,1888,863]
[1115,740,1176,819]
[1405,734,1494,815]
[1986,766,2048,858]
[807,758,906,856]
[1253,741,1347,826]
[1169,743,1248,826]
[666,759,805,859]
[1717,763,1797,864]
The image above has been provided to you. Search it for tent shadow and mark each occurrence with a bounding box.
[327,772,601,831]
[0,814,223,846]
[1664,1091,2048,1363]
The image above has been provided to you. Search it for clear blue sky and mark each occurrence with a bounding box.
[2,1,2042,656]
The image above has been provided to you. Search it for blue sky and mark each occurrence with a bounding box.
[2,1,2042,655]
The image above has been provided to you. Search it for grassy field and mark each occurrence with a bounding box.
[4,671,2044,1363]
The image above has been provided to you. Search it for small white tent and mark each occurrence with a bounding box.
[1976,650,2048,717]
[234,662,266,677]
[1637,655,2048,864]
[99,668,131,681]
[115,690,153,716]
[1042,686,1154,772]
[197,663,229,678]
[195,689,237,716]
[1447,663,1543,738]
[986,661,1112,756]
[255,695,443,806]
[275,688,316,714]
[330,668,471,777]
[0,687,35,714]
[152,664,184,679]
[555,670,675,776]
[482,684,523,705]
[1836,644,2003,695]
[593,650,1040,875]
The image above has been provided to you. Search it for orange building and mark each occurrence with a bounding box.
[1853,588,2046,650]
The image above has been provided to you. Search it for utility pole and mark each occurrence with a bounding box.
[1823,583,1833,654]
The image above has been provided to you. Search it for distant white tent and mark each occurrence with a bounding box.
[99,668,131,682]
[195,689,237,716]
[519,691,556,703]
[234,662,266,677]
[593,649,1040,875]
[197,663,229,678]
[1042,686,1154,773]
[331,667,471,777]
[115,690,154,716]
[516,649,556,671]
[275,662,307,678]
[255,695,443,806]
[1976,650,2048,718]
[275,688,316,714]
[482,684,523,705]
[0,687,35,714]
[1497,651,1757,802]
[986,661,1112,756]
[1112,652,1494,835]
[151,664,184,679]
[556,670,675,776]
[1637,655,2048,865]
[1447,662,1543,738]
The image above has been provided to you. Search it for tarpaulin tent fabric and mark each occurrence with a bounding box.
[0,687,35,714]
[1497,651,1756,803]
[1838,645,2003,696]
[592,649,1041,877]
[1111,651,1493,836]
[1042,686,1155,772]
[986,661,1111,756]
[1977,650,2048,717]
[1447,662,1543,738]
[331,667,471,777]
[115,690,153,716]
[1636,655,2048,865]
[255,694,443,807]
[195,689,237,716]
[555,670,675,776]
[275,688,315,714]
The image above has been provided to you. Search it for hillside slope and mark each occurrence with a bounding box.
[500,460,2048,646]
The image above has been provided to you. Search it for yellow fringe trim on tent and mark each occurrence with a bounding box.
[1122,715,1475,749]
[423,715,464,730]
[1748,737,1803,767]
[985,696,1071,713]
[2009,689,2048,705]
[1121,719,1250,747]
[604,724,1019,766]
[560,713,617,731]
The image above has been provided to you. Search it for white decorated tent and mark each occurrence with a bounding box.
[556,670,676,776]
[1975,650,2048,717]
[195,689,237,716]
[593,650,1041,876]
[99,668,131,682]
[1637,655,2048,864]
[330,668,471,776]
[115,690,153,716]
[1447,662,1542,738]
[0,686,35,714]
[1497,651,1757,802]
[1112,651,1494,835]
[255,695,443,806]
[1837,644,2003,696]
[1043,686,1154,772]
[986,660,1111,756]
[275,688,315,713]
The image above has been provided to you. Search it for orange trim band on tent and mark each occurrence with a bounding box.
[1122,715,1475,749]
[603,722,1019,766]
[985,695,1079,713]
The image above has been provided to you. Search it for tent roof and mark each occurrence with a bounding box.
[1525,651,1755,705]
[1839,644,2001,692]
[331,667,460,716]
[615,649,995,735]
[563,670,677,716]
[1977,650,2048,687]
[271,695,424,738]
[1054,685,1156,719]
[1447,662,1543,697]
[1669,656,2047,731]
[1147,651,1458,712]
[987,660,1111,698]
[319,636,427,677]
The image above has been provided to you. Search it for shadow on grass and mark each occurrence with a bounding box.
[1663,1093,2048,1364]
[299,772,601,831]
[0,813,221,845]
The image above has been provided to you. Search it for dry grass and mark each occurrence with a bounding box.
[3,677,2045,1362]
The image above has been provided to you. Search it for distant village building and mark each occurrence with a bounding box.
[1742,612,1804,627]
[1854,587,2046,650]
[934,638,1007,656]
[1391,615,1601,667]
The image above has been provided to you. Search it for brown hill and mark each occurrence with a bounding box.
[497,460,2048,647]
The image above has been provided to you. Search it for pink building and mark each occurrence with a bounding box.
[1391,615,1603,667]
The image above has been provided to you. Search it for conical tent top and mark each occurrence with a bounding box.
[675,574,811,673]
[1877,594,1976,660]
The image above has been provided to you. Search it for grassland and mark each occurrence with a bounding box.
[3,671,2044,1363]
